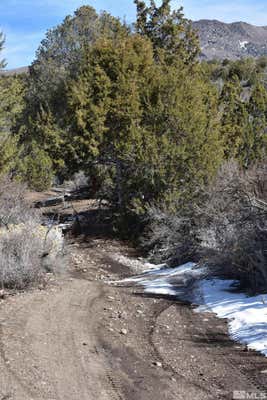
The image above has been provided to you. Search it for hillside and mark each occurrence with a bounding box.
[193,19,267,60]
[0,66,29,75]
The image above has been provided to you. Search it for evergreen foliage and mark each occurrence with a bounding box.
[0,2,266,237]
[0,74,26,175]
[17,142,53,191]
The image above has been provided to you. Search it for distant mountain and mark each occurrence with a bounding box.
[193,20,267,60]
[0,66,29,76]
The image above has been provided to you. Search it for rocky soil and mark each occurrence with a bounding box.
[0,195,267,399]
[193,19,267,60]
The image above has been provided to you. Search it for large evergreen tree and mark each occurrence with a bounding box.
[19,6,128,179]
[66,29,222,220]
[0,35,25,176]
[219,75,249,160]
[134,0,199,64]
[241,82,267,165]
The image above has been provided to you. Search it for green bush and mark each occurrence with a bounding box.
[18,144,53,191]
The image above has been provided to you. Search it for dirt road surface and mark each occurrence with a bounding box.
[1,199,267,399]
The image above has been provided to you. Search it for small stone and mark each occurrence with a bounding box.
[260,370,267,374]
[153,361,162,367]
[120,329,128,335]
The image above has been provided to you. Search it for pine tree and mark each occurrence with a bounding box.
[17,142,53,190]
[241,82,267,165]
[220,75,249,160]
[134,0,199,64]
[66,31,223,219]
[0,74,26,176]
[67,35,155,213]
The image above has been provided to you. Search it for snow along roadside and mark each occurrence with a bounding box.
[112,261,267,357]
[196,279,267,356]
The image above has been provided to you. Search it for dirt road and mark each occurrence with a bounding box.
[0,233,267,400]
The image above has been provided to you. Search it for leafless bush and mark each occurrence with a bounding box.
[142,206,199,265]
[0,176,66,290]
[64,171,89,192]
[0,222,44,289]
[0,222,65,290]
[0,175,40,228]
[143,160,267,292]
[199,160,267,291]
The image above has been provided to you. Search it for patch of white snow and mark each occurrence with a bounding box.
[196,279,267,356]
[239,40,248,49]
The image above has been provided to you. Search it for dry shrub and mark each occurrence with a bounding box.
[0,175,40,227]
[200,160,267,291]
[142,206,199,265]
[0,176,65,290]
[144,161,267,292]
[64,171,89,192]
[0,222,65,290]
[0,222,44,289]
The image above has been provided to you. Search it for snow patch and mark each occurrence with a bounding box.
[196,279,267,356]
[239,40,248,49]
[113,262,205,301]
[110,253,163,274]
[113,260,267,357]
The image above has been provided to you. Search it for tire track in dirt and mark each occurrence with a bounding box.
[143,299,214,398]
[1,231,267,400]
[151,301,266,399]
[0,276,127,400]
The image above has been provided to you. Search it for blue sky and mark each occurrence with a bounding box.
[0,0,266,69]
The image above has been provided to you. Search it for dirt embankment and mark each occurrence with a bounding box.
[0,196,267,400]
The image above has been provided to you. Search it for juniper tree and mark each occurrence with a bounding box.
[134,0,199,64]
[241,82,267,165]
[219,75,249,160]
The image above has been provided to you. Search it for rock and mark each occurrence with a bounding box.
[118,311,127,319]
[120,329,128,335]
[193,20,267,61]
[153,361,162,368]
